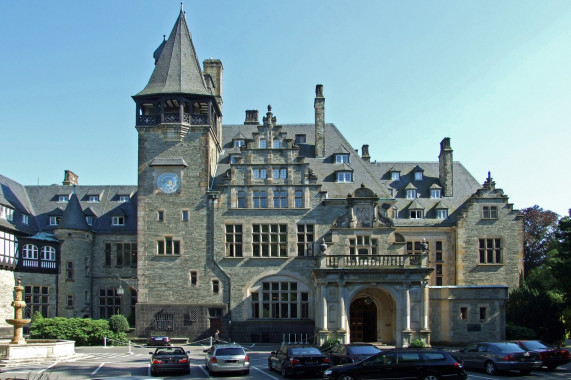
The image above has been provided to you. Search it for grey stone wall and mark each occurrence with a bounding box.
[0,269,15,336]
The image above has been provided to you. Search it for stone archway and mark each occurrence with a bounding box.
[349,298,377,342]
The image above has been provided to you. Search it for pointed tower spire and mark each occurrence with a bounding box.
[135,8,211,97]
[59,188,90,231]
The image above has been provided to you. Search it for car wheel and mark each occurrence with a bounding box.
[485,361,497,375]
[546,363,558,371]
[281,366,289,378]
[339,375,355,380]
[422,374,440,380]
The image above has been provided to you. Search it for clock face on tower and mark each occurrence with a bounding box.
[157,172,180,194]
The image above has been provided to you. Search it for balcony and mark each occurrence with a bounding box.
[137,113,208,126]
[317,254,428,269]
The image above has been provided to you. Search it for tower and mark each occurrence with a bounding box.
[132,7,223,335]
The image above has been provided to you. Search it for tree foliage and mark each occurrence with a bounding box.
[109,314,130,333]
[521,206,559,274]
[30,317,126,346]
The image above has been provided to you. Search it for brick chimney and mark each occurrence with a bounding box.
[314,84,325,158]
[361,144,371,162]
[244,110,259,125]
[438,138,453,196]
[62,170,78,186]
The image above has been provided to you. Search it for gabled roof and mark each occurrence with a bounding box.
[134,8,212,98]
[408,199,424,210]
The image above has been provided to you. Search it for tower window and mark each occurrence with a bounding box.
[181,210,189,221]
[190,271,198,286]
[157,211,164,221]
[157,237,180,255]
[212,280,220,294]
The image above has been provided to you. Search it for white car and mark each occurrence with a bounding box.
[204,343,250,375]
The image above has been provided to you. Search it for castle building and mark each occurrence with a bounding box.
[0,8,523,346]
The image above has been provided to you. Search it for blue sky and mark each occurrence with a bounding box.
[1,0,570,216]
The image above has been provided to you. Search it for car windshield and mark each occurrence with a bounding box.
[216,348,245,355]
[350,346,380,355]
[492,343,525,353]
[520,341,548,350]
[290,347,321,355]
[155,348,184,355]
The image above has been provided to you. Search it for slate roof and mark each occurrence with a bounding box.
[0,183,138,237]
[134,8,212,98]
[213,121,482,227]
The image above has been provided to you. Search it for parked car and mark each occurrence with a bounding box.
[204,343,250,375]
[323,349,466,380]
[455,342,541,375]
[147,335,170,346]
[268,344,330,377]
[324,343,382,365]
[149,346,190,376]
[511,340,571,370]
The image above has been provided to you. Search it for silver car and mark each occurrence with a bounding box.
[204,343,250,375]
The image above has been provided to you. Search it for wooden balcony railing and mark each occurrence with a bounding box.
[317,254,428,269]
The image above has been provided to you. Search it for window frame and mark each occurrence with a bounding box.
[297,224,314,256]
[225,224,243,257]
[430,189,441,199]
[157,237,181,256]
[482,206,499,219]
[336,171,353,183]
[111,216,125,226]
[252,224,288,257]
[478,238,503,264]
[251,280,309,319]
[335,154,349,164]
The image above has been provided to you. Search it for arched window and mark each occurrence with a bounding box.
[41,246,56,261]
[23,244,38,259]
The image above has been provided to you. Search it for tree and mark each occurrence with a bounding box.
[521,206,559,274]
[548,212,571,334]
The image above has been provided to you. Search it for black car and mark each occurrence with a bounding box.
[147,335,170,346]
[323,349,467,380]
[511,340,571,370]
[324,344,382,365]
[268,344,330,377]
[149,346,190,376]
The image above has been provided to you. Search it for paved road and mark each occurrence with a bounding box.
[0,343,570,380]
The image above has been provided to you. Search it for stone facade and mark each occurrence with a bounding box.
[0,7,524,347]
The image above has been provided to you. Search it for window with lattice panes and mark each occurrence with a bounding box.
[297,224,314,256]
[295,189,303,208]
[479,238,502,264]
[251,281,309,319]
[349,235,379,256]
[273,190,287,208]
[157,237,180,255]
[225,224,243,257]
[253,191,267,208]
[237,190,246,208]
[115,242,137,267]
[252,224,287,257]
[482,206,498,219]
[99,288,120,318]
[25,285,49,318]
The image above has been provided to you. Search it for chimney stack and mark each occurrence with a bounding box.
[203,59,224,108]
[244,110,260,125]
[314,84,325,158]
[62,170,78,186]
[361,144,371,162]
[438,138,453,196]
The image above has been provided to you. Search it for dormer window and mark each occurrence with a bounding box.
[336,171,353,183]
[409,209,424,219]
[0,205,14,221]
[58,195,69,203]
[260,139,267,149]
[88,195,100,202]
[86,216,94,226]
[230,156,238,164]
[49,216,61,226]
[295,134,306,144]
[335,154,349,164]
[406,189,417,199]
[233,139,245,148]
[112,216,125,226]
[22,214,29,225]
[483,206,498,219]
[414,172,423,181]
[391,171,400,181]
[119,195,130,202]
[436,209,448,219]
[430,189,441,199]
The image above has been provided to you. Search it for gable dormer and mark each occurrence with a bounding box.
[412,165,424,181]
[404,183,417,199]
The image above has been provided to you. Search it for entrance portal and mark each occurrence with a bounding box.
[349,298,377,342]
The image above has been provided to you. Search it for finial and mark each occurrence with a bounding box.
[181,2,184,12]
[163,34,166,41]
[267,105,272,112]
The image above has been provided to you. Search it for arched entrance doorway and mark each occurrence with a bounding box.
[349,298,377,342]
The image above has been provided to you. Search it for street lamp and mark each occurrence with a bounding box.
[115,274,138,296]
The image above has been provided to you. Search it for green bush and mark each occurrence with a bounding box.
[109,314,130,333]
[506,322,537,340]
[30,317,126,346]
[320,337,341,351]
[409,339,425,348]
